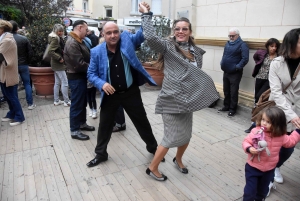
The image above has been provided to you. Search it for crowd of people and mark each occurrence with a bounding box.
[1,1,300,200]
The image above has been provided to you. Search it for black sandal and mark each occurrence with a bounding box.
[173,157,188,174]
[146,168,167,181]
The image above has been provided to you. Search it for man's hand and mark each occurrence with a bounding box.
[139,2,150,13]
[102,83,115,95]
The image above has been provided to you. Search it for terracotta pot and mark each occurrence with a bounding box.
[29,67,55,96]
[142,62,164,87]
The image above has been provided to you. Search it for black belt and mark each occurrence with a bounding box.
[115,84,134,94]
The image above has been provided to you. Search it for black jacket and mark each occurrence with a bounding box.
[12,33,33,66]
[87,33,99,48]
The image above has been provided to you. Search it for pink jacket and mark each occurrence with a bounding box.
[243,127,300,172]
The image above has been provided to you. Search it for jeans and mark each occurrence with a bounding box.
[243,163,274,201]
[68,79,87,132]
[18,65,33,105]
[87,87,97,109]
[0,83,25,122]
[54,71,69,103]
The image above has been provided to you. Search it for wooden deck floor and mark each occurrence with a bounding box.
[1,90,300,201]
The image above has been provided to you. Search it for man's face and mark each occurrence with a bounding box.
[103,22,120,47]
[77,23,88,39]
[228,31,239,42]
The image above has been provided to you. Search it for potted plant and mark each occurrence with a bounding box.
[136,16,171,87]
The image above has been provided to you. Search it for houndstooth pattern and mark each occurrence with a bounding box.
[142,15,219,114]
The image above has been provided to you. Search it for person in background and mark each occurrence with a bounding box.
[139,2,219,181]
[267,28,300,195]
[64,20,95,141]
[244,38,280,133]
[48,24,71,107]
[219,27,249,117]
[10,20,36,110]
[0,19,25,126]
[87,30,99,48]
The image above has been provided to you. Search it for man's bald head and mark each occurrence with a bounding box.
[102,21,121,49]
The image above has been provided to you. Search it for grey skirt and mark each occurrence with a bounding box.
[160,113,193,148]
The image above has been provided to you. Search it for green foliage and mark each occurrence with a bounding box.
[136,16,171,63]
[0,4,23,24]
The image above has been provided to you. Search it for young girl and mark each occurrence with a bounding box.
[242,106,300,201]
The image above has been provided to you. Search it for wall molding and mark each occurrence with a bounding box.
[195,37,278,49]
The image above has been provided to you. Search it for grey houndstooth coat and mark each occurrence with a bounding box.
[142,15,219,114]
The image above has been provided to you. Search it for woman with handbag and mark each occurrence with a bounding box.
[0,19,25,126]
[267,28,300,195]
[48,24,71,107]
[244,38,280,133]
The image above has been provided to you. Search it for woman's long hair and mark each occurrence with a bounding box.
[279,28,300,59]
[152,17,195,70]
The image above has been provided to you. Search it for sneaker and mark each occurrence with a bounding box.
[1,117,13,122]
[28,104,36,110]
[89,109,93,117]
[64,100,71,107]
[267,181,276,197]
[92,109,97,119]
[54,100,63,106]
[274,167,283,183]
[9,120,23,126]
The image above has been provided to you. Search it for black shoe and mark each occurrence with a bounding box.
[0,97,6,103]
[80,124,95,131]
[218,107,229,112]
[228,111,236,117]
[173,157,188,174]
[112,125,126,132]
[86,157,108,167]
[245,124,256,133]
[71,132,90,140]
[146,168,167,181]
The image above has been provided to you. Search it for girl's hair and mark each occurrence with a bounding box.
[256,106,287,137]
[279,28,300,59]
[153,17,195,70]
[265,38,280,54]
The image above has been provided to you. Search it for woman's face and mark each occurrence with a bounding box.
[57,30,64,37]
[295,37,300,58]
[173,21,192,43]
[268,43,277,55]
[0,28,4,36]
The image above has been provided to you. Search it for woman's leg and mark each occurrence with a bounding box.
[175,143,189,168]
[58,71,70,103]
[86,88,93,109]
[148,145,169,177]
[91,87,97,109]
[54,71,61,102]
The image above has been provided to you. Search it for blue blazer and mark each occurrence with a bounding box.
[87,28,156,105]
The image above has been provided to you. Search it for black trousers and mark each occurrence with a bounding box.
[254,78,269,103]
[87,87,97,109]
[115,106,125,126]
[95,85,158,160]
[223,71,243,112]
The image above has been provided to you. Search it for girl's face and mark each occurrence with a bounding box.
[261,113,272,132]
[173,21,192,43]
[268,43,277,55]
[57,30,64,37]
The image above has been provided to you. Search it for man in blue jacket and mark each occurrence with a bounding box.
[219,27,249,116]
[86,22,160,167]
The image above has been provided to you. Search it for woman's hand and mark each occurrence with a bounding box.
[249,147,259,155]
[138,2,150,13]
[291,116,300,128]
[59,58,64,63]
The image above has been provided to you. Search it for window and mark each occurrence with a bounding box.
[152,0,162,15]
[106,8,112,17]
[131,0,141,15]
[83,1,88,12]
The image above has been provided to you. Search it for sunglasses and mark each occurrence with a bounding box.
[228,34,237,38]
[174,27,189,32]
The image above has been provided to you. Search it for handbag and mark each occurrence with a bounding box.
[251,63,300,122]
[42,44,51,63]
